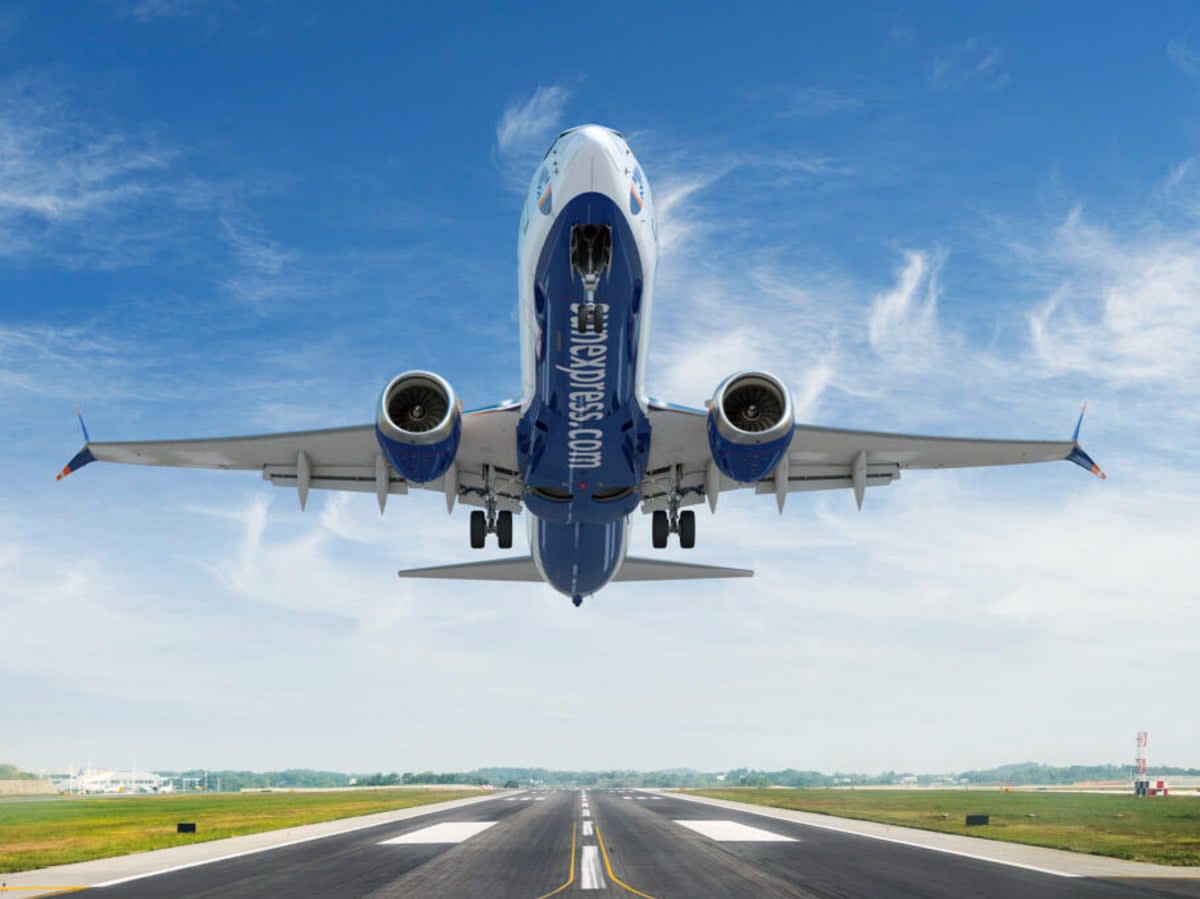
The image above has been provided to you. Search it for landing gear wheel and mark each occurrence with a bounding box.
[594,305,605,334]
[469,510,487,549]
[652,509,669,549]
[577,306,591,334]
[497,510,513,549]
[678,510,696,549]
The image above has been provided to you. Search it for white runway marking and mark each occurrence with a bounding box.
[675,820,797,842]
[378,822,496,844]
[580,845,606,889]
[582,820,594,837]
[582,808,591,818]
[534,797,546,801]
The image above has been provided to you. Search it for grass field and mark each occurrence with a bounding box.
[685,788,1200,866]
[0,788,485,873]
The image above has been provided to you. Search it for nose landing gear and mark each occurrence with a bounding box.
[570,224,611,335]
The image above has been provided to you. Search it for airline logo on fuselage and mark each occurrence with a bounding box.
[630,167,646,215]
[535,168,553,215]
[559,304,610,470]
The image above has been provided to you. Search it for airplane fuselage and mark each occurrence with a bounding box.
[516,126,658,603]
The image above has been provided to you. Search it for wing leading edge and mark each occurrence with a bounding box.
[56,404,525,513]
[642,401,1105,514]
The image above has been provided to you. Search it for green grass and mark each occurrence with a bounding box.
[684,788,1200,866]
[0,788,484,873]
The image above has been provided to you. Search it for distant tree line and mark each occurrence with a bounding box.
[123,761,1200,792]
[0,763,38,780]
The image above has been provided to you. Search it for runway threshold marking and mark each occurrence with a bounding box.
[534,821,577,899]
[377,821,496,844]
[674,820,797,842]
[595,825,656,898]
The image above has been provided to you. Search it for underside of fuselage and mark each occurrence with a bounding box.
[518,191,651,602]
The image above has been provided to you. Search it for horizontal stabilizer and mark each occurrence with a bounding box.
[614,557,753,581]
[397,556,753,583]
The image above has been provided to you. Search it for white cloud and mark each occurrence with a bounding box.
[1167,38,1200,80]
[494,85,570,189]
[781,86,865,117]
[1026,205,1200,387]
[219,217,300,304]
[867,249,946,369]
[495,85,569,157]
[0,75,189,266]
[932,37,1009,87]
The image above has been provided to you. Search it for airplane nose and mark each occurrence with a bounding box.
[562,126,622,191]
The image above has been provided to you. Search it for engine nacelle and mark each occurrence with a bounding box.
[375,371,461,484]
[706,371,795,483]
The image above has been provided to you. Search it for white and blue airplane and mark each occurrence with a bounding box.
[58,125,1105,606]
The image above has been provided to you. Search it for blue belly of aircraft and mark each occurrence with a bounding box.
[518,192,651,599]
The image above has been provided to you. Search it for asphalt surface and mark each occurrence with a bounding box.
[91,789,1200,898]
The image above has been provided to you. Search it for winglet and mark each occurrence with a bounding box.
[1066,404,1106,480]
[74,404,91,443]
[57,446,96,480]
[1072,402,1087,442]
[57,405,96,480]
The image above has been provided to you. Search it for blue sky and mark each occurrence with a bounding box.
[3,3,1198,775]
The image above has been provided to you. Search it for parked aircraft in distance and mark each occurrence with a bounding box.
[59,125,1105,606]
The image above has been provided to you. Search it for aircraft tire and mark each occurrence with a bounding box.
[497,510,513,549]
[470,510,487,548]
[652,510,669,548]
[679,510,696,549]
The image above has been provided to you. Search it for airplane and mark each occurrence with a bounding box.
[58,124,1106,607]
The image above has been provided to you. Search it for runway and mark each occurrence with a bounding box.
[77,789,1200,898]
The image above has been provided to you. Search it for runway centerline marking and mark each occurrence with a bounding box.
[377,821,496,844]
[582,820,594,836]
[580,845,606,890]
[674,820,797,842]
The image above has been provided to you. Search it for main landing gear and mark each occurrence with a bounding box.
[652,466,696,549]
[470,509,513,549]
[470,465,513,549]
[652,509,696,549]
[570,223,611,335]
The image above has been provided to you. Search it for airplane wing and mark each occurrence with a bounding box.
[641,402,1105,513]
[56,404,524,513]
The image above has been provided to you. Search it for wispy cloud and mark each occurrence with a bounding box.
[1167,38,1200,80]
[932,37,1008,87]
[494,85,570,188]
[115,0,227,23]
[0,74,189,266]
[219,217,300,304]
[780,86,865,117]
[867,248,946,369]
[1025,204,1200,388]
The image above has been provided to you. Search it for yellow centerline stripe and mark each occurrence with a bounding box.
[596,824,656,899]
[534,820,577,898]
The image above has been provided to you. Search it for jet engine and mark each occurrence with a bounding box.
[375,371,461,484]
[706,371,795,483]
